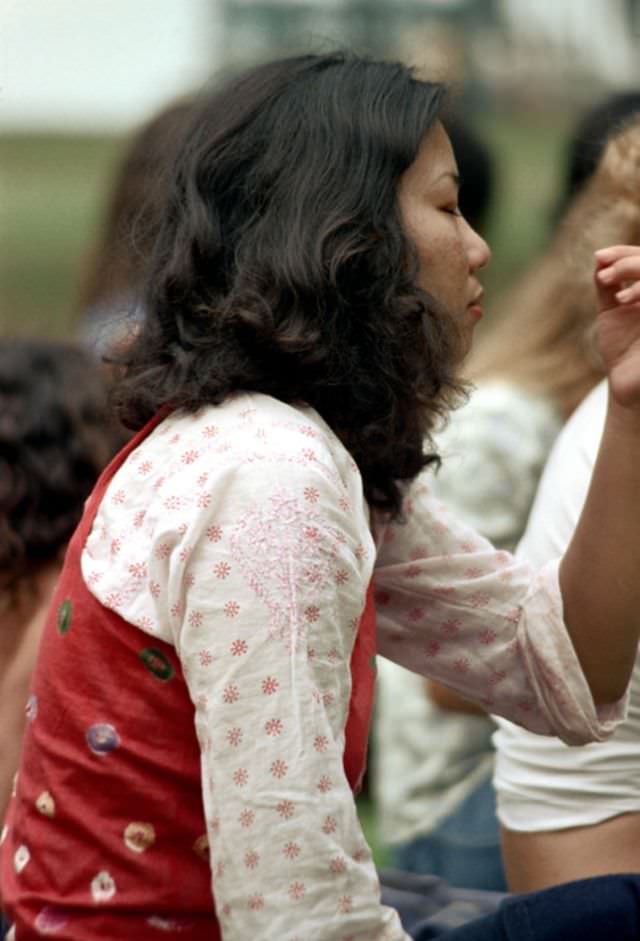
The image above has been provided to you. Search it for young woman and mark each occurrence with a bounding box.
[3,53,640,940]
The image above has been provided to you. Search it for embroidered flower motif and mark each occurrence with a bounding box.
[188,610,203,628]
[453,657,470,674]
[304,487,320,503]
[441,618,462,637]
[329,856,347,874]
[155,543,171,559]
[199,650,214,667]
[480,628,497,645]
[265,718,283,736]
[248,895,264,911]
[322,815,337,834]
[214,561,231,579]
[261,676,279,696]
[239,809,255,828]
[276,800,294,819]
[338,895,353,914]
[226,727,242,747]
[197,493,211,509]
[335,569,349,585]
[288,882,306,900]
[207,524,223,542]
[223,684,240,704]
[91,870,116,903]
[230,638,248,656]
[304,605,320,623]
[181,449,199,464]
[124,822,155,854]
[112,489,126,505]
[138,461,153,475]
[283,841,300,860]
[202,425,218,439]
[244,850,259,869]
[270,759,288,779]
[425,641,440,658]
[317,775,333,793]
[313,735,329,752]
[149,581,161,599]
[233,768,249,787]
[224,601,240,618]
[128,562,148,579]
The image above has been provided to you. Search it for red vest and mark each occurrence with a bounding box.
[1,414,377,939]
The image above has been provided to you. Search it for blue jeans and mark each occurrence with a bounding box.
[381,871,640,940]
[390,776,507,892]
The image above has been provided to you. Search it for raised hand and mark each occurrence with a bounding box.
[595,245,640,408]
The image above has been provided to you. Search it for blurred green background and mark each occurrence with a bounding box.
[1,111,569,339]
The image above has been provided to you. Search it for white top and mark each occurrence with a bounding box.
[374,381,561,845]
[82,391,622,940]
[494,380,640,832]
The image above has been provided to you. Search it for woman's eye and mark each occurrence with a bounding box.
[442,205,461,216]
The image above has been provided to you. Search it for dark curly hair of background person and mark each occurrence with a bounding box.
[113,53,468,519]
[0,340,124,596]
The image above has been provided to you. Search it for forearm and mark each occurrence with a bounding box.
[560,393,640,703]
[425,679,488,715]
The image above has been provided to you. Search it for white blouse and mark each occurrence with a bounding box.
[82,392,623,941]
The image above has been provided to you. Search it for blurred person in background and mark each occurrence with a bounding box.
[0,339,123,937]
[375,95,640,895]
[4,53,640,941]
[492,118,640,894]
[76,97,195,362]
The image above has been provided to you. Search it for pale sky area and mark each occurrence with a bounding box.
[1,0,637,132]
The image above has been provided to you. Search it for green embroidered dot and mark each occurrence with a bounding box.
[139,647,175,682]
[57,599,73,635]
[369,654,377,675]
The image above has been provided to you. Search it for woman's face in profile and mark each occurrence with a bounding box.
[397,121,491,346]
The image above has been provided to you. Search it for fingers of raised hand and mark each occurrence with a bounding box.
[595,246,640,307]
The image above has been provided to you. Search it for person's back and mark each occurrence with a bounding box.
[0,340,123,828]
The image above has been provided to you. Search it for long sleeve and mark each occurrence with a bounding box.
[83,396,409,941]
[373,476,625,746]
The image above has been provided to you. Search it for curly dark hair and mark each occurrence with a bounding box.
[0,340,125,594]
[114,52,467,516]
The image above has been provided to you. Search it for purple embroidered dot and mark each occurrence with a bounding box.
[86,723,120,756]
[34,906,69,934]
[25,694,38,722]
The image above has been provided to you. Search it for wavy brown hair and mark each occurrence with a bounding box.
[114,52,467,516]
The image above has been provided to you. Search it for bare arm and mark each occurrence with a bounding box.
[425,680,487,715]
[560,246,640,703]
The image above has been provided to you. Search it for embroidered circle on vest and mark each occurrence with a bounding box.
[139,647,175,682]
[86,723,120,756]
[123,822,156,853]
[56,599,73,635]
